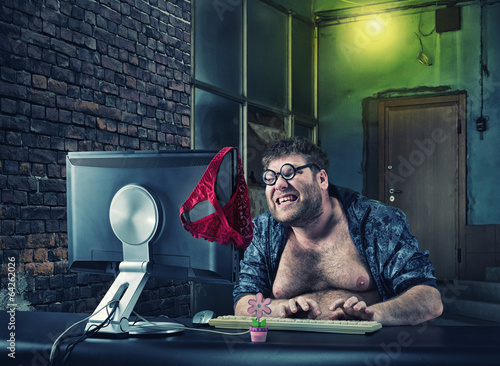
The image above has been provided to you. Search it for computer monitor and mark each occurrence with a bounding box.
[66,149,240,335]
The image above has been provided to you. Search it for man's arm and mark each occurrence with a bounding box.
[235,294,321,318]
[235,286,442,325]
[330,285,443,325]
[235,289,380,320]
[234,295,256,316]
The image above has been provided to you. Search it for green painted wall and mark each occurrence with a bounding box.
[317,3,500,224]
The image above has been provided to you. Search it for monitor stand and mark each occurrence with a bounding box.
[128,321,185,336]
[84,262,185,336]
[85,184,184,336]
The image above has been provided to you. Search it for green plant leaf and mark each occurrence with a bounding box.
[252,318,259,327]
[260,319,266,328]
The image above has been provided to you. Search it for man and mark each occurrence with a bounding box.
[233,137,443,325]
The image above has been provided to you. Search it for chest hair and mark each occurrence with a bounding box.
[272,218,373,298]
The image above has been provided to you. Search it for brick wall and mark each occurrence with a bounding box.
[0,0,192,317]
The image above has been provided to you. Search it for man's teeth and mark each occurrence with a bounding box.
[278,196,296,204]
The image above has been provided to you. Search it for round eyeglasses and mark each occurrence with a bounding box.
[262,163,320,186]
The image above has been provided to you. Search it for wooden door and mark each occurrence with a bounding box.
[379,95,466,279]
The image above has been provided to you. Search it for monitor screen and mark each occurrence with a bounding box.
[67,149,240,285]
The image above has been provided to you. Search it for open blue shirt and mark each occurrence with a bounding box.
[233,185,438,308]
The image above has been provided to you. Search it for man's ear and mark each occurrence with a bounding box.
[318,169,329,189]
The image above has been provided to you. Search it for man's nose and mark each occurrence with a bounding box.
[274,174,289,190]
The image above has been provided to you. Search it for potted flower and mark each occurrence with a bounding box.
[247,293,272,342]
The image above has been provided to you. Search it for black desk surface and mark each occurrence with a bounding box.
[3,311,499,366]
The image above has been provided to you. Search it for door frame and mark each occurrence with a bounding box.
[378,93,467,280]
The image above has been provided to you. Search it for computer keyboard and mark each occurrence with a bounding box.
[209,315,382,335]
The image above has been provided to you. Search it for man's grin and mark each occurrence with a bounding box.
[276,194,299,205]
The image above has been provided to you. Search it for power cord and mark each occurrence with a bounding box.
[62,301,119,365]
[49,306,250,366]
[49,300,119,366]
[414,32,432,66]
[132,311,251,336]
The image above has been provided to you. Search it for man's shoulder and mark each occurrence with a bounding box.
[363,197,406,220]
[337,187,407,224]
[253,210,275,224]
[252,211,286,233]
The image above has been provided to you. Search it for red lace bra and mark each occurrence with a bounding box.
[180,147,254,250]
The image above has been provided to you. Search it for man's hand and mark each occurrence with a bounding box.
[327,285,443,325]
[328,296,376,321]
[272,296,322,319]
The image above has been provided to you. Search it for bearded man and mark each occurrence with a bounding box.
[233,137,443,325]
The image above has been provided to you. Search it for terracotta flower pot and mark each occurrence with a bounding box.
[249,326,268,342]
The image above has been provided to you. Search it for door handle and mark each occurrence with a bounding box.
[389,188,402,194]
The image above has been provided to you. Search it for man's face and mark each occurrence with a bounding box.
[265,155,323,227]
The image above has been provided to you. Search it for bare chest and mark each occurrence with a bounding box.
[272,221,375,299]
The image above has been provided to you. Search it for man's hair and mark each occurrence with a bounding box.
[261,136,330,173]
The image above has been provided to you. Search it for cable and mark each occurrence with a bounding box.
[476,0,489,139]
[62,301,119,365]
[49,300,119,366]
[414,32,432,66]
[50,306,250,366]
[418,10,435,36]
[132,311,250,336]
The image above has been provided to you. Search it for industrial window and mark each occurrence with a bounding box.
[192,0,317,216]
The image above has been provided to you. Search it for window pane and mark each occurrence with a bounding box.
[194,89,240,150]
[248,1,287,109]
[247,105,286,184]
[292,18,314,116]
[294,122,314,141]
[194,0,242,95]
[246,105,286,217]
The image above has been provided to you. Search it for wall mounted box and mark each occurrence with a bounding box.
[436,7,461,33]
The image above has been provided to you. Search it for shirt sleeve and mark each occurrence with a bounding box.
[388,216,439,295]
[232,213,275,309]
[365,204,438,300]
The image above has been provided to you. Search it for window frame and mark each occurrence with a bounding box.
[191,0,318,177]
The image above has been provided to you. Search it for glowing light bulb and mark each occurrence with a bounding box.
[366,18,385,38]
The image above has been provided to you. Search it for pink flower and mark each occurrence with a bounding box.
[247,293,272,319]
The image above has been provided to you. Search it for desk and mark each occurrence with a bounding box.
[2,311,499,365]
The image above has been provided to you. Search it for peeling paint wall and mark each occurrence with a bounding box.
[317,3,500,225]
